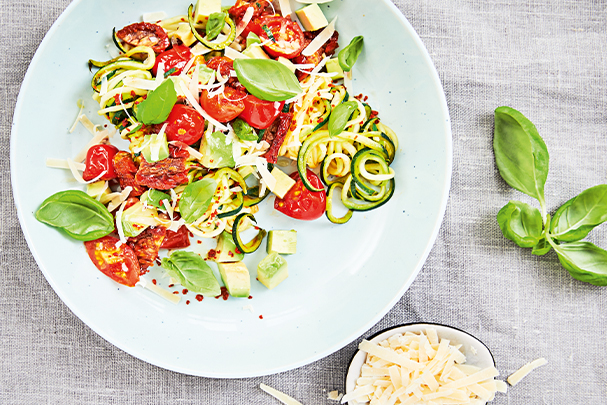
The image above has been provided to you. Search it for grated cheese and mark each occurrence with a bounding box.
[224,46,249,60]
[302,16,336,57]
[234,7,255,38]
[259,384,304,405]
[507,358,547,386]
[278,0,293,19]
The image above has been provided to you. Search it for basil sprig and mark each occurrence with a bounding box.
[134,79,177,125]
[328,101,358,137]
[338,36,364,72]
[36,190,114,241]
[494,106,607,286]
[206,12,227,41]
[161,251,221,296]
[233,59,302,101]
[178,178,217,224]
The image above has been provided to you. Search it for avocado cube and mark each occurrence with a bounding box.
[277,57,297,74]
[257,252,289,290]
[295,4,329,31]
[269,167,296,199]
[267,230,297,255]
[214,231,244,263]
[243,44,270,59]
[217,262,250,297]
[326,58,344,80]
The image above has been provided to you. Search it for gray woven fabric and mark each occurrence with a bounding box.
[2,0,606,403]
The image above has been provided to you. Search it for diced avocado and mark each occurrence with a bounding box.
[277,56,297,74]
[197,65,215,85]
[269,167,296,199]
[267,230,297,254]
[295,4,329,31]
[140,130,169,163]
[237,164,257,179]
[217,262,251,297]
[121,201,158,238]
[257,252,289,290]
[140,189,171,209]
[214,231,244,263]
[86,181,109,199]
[326,58,344,80]
[172,22,197,46]
[194,0,222,24]
[243,44,270,59]
[246,32,262,48]
[200,131,236,169]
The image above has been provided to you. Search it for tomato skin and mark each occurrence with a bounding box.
[200,87,246,123]
[84,236,141,287]
[239,95,284,129]
[83,144,119,181]
[250,16,305,59]
[274,170,326,220]
[164,104,205,145]
[152,45,192,76]
[116,22,169,53]
[160,225,191,249]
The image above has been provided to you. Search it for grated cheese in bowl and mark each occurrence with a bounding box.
[343,324,507,405]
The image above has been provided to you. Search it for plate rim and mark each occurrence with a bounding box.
[10,0,453,377]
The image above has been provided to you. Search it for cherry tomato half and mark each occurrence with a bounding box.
[250,16,305,59]
[152,45,192,77]
[274,170,326,220]
[83,144,119,181]
[239,95,284,129]
[84,236,141,287]
[164,104,205,145]
[200,87,246,123]
[116,22,169,54]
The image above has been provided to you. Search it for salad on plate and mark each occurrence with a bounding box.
[36,0,399,303]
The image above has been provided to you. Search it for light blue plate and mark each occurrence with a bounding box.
[11,0,451,377]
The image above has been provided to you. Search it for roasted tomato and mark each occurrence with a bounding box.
[135,157,188,190]
[127,226,166,270]
[274,170,326,220]
[84,236,141,287]
[293,31,339,80]
[115,22,169,53]
[113,151,146,197]
[200,87,246,122]
[164,104,205,145]
[160,224,191,249]
[152,45,192,76]
[205,57,246,92]
[250,15,305,59]
[82,144,119,181]
[263,112,293,164]
[239,95,284,130]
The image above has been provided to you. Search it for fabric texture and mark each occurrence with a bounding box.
[1,0,606,403]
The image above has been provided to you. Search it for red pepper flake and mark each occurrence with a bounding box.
[186,300,190,305]
[182,289,188,295]
[152,279,157,285]
[188,230,194,237]
[155,258,162,266]
[259,315,264,319]
[172,291,179,295]
[207,249,217,260]
[140,268,150,275]
[104,124,108,128]
[197,240,202,244]
[130,90,137,98]
[228,251,234,257]
[235,247,242,254]
[168,284,174,288]
[215,286,229,300]
[248,295,253,299]
[195,294,204,302]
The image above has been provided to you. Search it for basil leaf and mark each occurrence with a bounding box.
[531,236,552,256]
[140,189,171,209]
[161,251,221,296]
[232,118,258,141]
[497,200,543,248]
[178,178,217,224]
[134,79,177,125]
[234,59,303,101]
[554,242,607,286]
[338,36,364,72]
[493,106,549,206]
[550,184,607,242]
[140,131,169,163]
[246,32,261,48]
[35,190,114,241]
[328,101,358,137]
[206,12,227,41]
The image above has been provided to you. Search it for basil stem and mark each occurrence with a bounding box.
[233,59,302,101]
[134,79,177,125]
[338,36,364,72]
[178,178,217,224]
[328,101,358,137]
[36,190,114,241]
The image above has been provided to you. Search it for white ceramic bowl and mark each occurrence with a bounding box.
[345,323,495,404]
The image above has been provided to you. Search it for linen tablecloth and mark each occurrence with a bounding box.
[2,0,606,403]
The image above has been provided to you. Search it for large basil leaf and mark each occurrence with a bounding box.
[140,189,171,209]
[493,106,549,205]
[178,178,217,224]
[206,12,227,41]
[233,59,302,101]
[338,36,364,72]
[161,251,221,296]
[328,101,358,137]
[497,200,543,248]
[550,184,607,242]
[134,79,177,125]
[35,190,114,241]
[554,242,607,286]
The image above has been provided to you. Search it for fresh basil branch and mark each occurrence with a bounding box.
[494,106,607,286]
